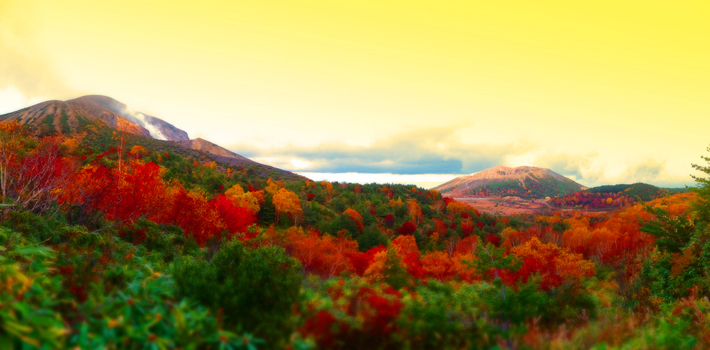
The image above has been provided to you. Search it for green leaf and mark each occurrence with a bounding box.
[13,246,54,256]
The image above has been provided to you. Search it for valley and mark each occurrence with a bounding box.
[0,96,706,349]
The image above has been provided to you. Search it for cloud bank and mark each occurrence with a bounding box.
[230,126,696,188]
[233,127,535,174]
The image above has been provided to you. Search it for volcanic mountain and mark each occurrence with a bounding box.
[0,95,302,180]
[434,166,586,199]
[0,95,189,141]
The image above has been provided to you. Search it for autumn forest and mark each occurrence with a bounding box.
[0,104,709,350]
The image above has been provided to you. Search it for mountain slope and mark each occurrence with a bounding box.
[174,138,285,169]
[0,95,189,141]
[434,166,586,199]
[585,183,688,202]
[175,138,250,161]
[0,95,302,180]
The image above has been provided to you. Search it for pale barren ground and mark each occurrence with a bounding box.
[455,197,620,216]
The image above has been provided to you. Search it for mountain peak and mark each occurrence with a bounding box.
[434,165,586,199]
[0,95,189,141]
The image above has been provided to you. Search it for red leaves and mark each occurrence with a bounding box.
[61,161,167,224]
[1,131,75,213]
[358,287,404,335]
[300,280,404,349]
[433,218,447,236]
[210,195,256,239]
[401,252,425,280]
[61,157,256,246]
[286,228,359,278]
[396,222,417,235]
[485,235,501,247]
[300,310,339,349]
[159,186,223,245]
[461,224,474,237]
[112,162,166,222]
[347,245,386,276]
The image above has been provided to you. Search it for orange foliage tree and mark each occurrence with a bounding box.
[407,199,423,225]
[343,208,364,232]
[502,237,595,291]
[420,251,455,282]
[286,228,358,277]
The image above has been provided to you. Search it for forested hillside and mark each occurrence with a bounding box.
[549,183,691,211]
[3,120,710,349]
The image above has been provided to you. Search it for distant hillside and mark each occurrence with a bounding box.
[433,166,586,199]
[585,183,689,202]
[0,95,189,141]
[549,183,692,210]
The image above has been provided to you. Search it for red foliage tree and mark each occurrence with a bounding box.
[347,245,387,276]
[396,222,417,235]
[209,195,256,240]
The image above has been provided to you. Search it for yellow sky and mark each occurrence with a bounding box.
[1,0,709,187]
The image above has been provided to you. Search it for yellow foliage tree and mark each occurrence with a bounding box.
[237,192,260,214]
[273,188,302,225]
[130,145,147,156]
[446,201,466,215]
[225,184,260,214]
[61,137,81,153]
[389,197,404,207]
[225,184,245,197]
[265,178,280,195]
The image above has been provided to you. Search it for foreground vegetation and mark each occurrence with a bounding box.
[2,120,710,349]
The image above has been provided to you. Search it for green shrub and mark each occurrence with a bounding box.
[357,224,388,252]
[172,239,302,346]
[397,280,492,349]
[0,226,261,349]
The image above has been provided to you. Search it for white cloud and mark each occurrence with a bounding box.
[290,158,312,169]
[0,85,47,114]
